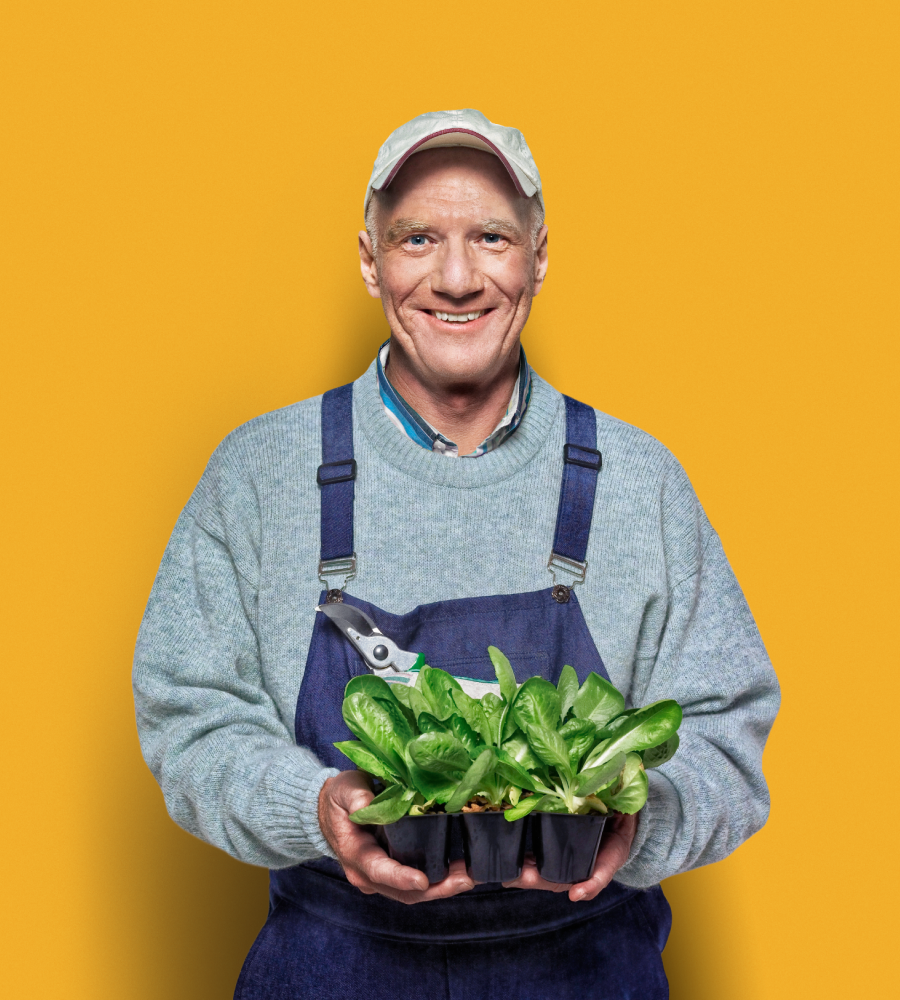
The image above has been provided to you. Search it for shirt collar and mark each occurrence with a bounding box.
[376,340,533,458]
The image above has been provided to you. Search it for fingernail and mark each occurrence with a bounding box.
[571,890,584,901]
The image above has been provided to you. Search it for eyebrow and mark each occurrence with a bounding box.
[383,219,431,244]
[479,218,524,239]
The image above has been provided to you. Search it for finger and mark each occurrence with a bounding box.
[502,856,571,893]
[354,858,475,905]
[401,859,474,903]
[330,776,376,817]
[355,840,431,892]
[570,813,637,902]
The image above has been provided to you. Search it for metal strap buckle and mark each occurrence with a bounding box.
[318,554,357,589]
[547,551,588,586]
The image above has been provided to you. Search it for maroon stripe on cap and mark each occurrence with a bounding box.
[380,129,529,197]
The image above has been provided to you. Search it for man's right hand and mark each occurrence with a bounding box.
[318,770,475,904]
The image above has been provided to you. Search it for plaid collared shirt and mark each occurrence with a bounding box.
[376,340,533,458]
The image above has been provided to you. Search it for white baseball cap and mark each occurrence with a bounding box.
[364,109,543,213]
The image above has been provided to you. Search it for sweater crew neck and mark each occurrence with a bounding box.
[355,359,563,489]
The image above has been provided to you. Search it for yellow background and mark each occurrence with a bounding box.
[2,2,897,996]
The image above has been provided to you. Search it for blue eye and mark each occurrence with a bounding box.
[407,235,428,246]
[483,233,502,244]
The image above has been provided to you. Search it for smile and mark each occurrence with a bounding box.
[429,310,488,323]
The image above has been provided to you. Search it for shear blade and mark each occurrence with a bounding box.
[316,602,378,637]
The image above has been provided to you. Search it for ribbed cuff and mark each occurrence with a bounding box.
[255,748,340,864]
[613,770,677,889]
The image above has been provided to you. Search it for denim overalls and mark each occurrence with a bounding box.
[235,385,672,999]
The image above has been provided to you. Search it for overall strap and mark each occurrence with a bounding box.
[318,384,356,591]
[549,396,602,594]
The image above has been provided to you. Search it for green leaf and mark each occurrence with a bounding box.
[494,748,538,792]
[403,746,460,803]
[344,675,417,730]
[349,785,417,825]
[503,794,546,822]
[445,748,497,813]
[573,752,627,796]
[382,683,421,728]
[408,732,471,774]
[390,682,414,707]
[342,692,412,778]
[641,732,680,769]
[594,708,640,740]
[417,712,450,735]
[332,741,401,784]
[417,666,463,721]
[451,689,492,745]
[501,733,543,771]
[600,754,648,814]
[511,677,561,733]
[344,674,396,701]
[559,717,595,739]
[524,723,572,778]
[557,665,580,723]
[488,645,519,704]
[572,673,626,727]
[532,794,568,813]
[481,692,507,746]
[585,700,682,769]
[450,715,483,757]
[560,718,598,770]
[404,685,436,723]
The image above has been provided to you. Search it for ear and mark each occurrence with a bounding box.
[532,225,549,296]
[359,231,381,299]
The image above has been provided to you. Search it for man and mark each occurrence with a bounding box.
[134,109,780,998]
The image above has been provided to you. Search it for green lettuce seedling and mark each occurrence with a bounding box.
[496,658,683,821]
[334,654,536,824]
[334,647,682,827]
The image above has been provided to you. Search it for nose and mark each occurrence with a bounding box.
[431,237,484,300]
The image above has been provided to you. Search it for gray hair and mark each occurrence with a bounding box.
[365,190,545,257]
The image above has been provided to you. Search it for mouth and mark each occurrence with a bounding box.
[427,309,491,325]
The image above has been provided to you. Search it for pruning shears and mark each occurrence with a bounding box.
[315,602,424,683]
[315,602,502,697]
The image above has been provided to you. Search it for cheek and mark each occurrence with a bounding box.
[486,256,534,304]
[379,258,429,304]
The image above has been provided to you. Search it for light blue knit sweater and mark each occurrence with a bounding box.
[133,360,780,889]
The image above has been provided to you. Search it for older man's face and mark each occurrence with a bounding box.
[359,148,548,385]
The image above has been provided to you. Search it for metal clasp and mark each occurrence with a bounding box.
[547,551,588,586]
[318,554,357,594]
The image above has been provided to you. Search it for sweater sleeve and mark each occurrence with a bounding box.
[133,454,338,868]
[615,479,781,888]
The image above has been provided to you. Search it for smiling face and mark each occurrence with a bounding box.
[359,148,548,389]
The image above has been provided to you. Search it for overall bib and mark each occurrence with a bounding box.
[235,385,672,1000]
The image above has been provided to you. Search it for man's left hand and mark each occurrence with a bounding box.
[502,812,637,902]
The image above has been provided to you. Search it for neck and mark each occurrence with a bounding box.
[385,343,521,455]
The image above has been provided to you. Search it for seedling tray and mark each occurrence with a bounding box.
[460,812,527,882]
[374,813,451,885]
[533,812,608,883]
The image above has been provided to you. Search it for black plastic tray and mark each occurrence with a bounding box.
[460,811,527,882]
[533,812,608,883]
[374,813,451,885]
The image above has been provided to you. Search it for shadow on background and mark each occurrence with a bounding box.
[663,858,759,1000]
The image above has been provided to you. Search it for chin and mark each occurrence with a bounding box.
[419,343,510,383]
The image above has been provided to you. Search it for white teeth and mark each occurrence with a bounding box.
[433,310,485,323]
